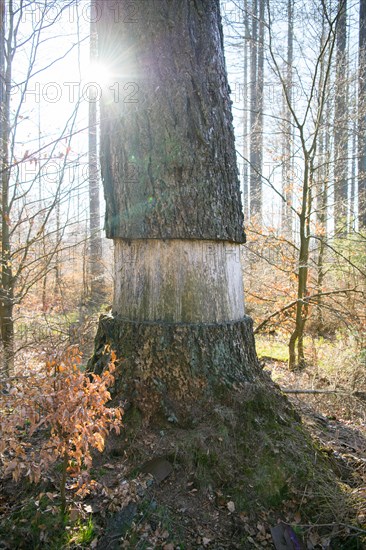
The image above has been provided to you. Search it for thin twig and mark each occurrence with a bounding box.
[282,389,366,400]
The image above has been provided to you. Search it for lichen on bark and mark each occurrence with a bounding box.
[89,314,260,422]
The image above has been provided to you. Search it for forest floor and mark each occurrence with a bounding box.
[0,354,365,549]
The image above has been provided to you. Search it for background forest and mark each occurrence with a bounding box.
[0,0,365,548]
[222,0,365,374]
[1,0,365,376]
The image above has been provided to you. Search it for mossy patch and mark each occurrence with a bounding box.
[255,335,289,362]
[129,381,352,524]
[0,494,67,549]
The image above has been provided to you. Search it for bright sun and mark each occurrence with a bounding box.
[82,62,112,89]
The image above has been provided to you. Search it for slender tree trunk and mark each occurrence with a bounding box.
[0,0,4,138]
[42,252,47,312]
[315,147,330,335]
[249,0,260,220]
[266,0,342,368]
[281,0,293,237]
[315,130,325,334]
[334,0,349,233]
[90,0,258,420]
[249,0,264,221]
[60,451,69,518]
[242,0,249,220]
[82,222,89,309]
[0,0,14,376]
[88,0,103,307]
[288,157,311,370]
[256,0,264,217]
[350,115,357,227]
[315,14,330,334]
[54,199,61,294]
[358,0,366,227]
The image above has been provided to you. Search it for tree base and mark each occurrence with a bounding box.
[88,314,262,423]
[88,314,353,533]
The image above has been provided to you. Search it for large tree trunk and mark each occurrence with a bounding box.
[90,0,258,421]
[99,4,245,243]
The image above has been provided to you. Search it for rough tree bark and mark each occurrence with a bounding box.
[89,0,259,421]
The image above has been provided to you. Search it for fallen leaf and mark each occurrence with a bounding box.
[227,500,235,513]
[308,531,320,548]
[69,508,80,522]
[293,511,301,523]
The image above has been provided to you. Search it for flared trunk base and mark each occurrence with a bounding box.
[88,314,260,423]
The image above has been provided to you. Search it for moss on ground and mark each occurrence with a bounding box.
[118,376,353,529]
